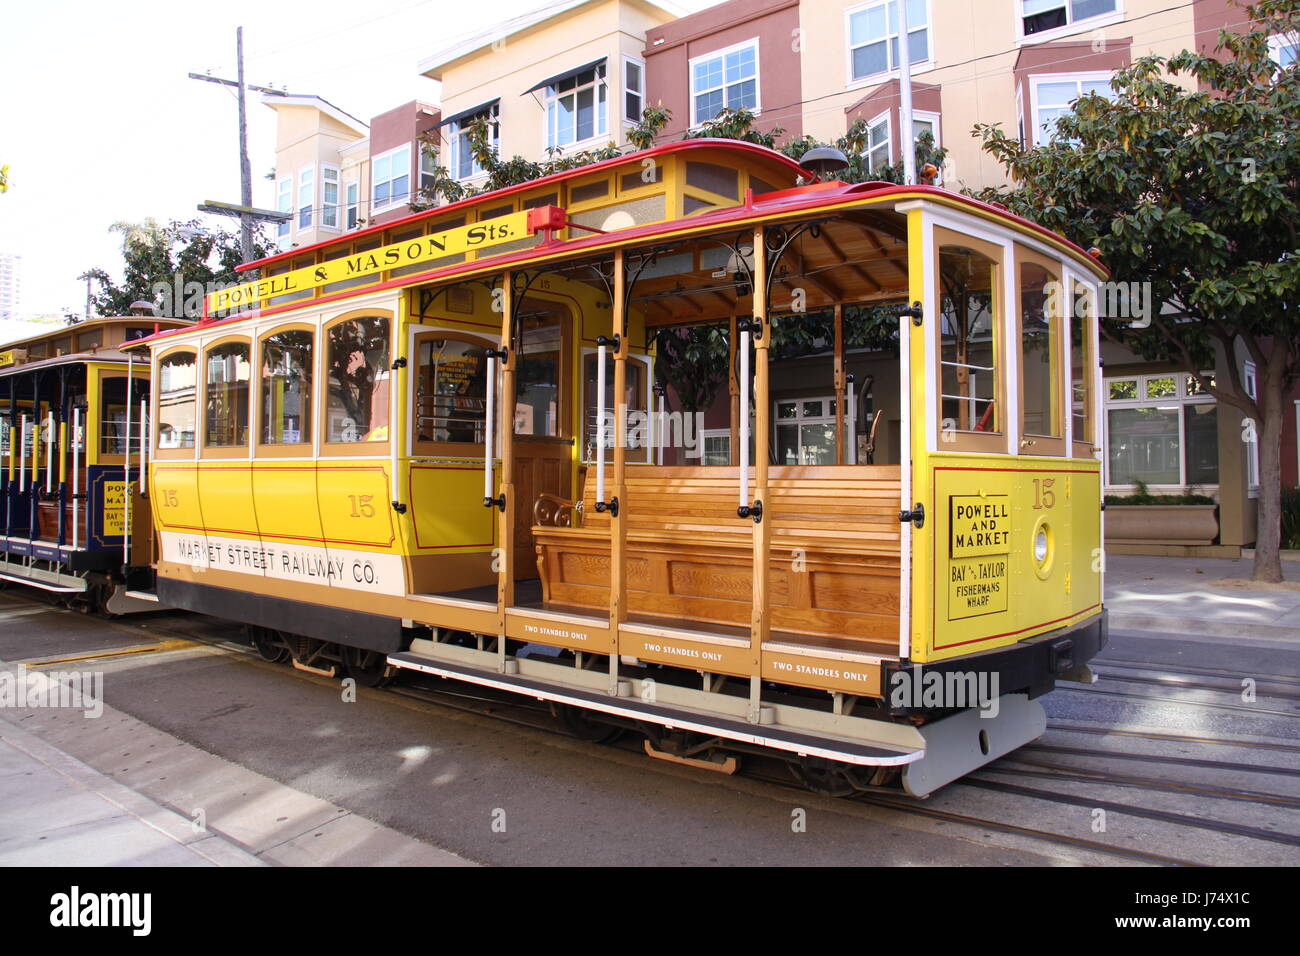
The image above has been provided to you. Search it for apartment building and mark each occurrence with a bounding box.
[257,0,1296,552]
[0,253,20,321]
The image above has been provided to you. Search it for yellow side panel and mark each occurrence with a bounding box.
[913,453,1102,663]
[196,463,260,541]
[407,463,496,552]
[315,462,396,551]
[252,463,324,547]
[151,463,205,534]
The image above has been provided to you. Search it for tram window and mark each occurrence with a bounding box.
[414,338,487,445]
[516,310,562,438]
[99,376,149,455]
[78,329,102,350]
[1018,251,1062,442]
[326,316,390,443]
[158,351,197,449]
[583,352,648,464]
[938,240,1001,443]
[260,329,313,445]
[1070,281,1095,449]
[204,342,251,447]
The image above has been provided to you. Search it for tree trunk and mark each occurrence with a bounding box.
[1252,373,1285,583]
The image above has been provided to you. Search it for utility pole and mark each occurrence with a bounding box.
[188,28,291,264]
[897,0,916,186]
[75,270,94,321]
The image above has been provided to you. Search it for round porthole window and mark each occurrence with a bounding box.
[1031,518,1054,578]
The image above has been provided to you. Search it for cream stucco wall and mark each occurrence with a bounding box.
[426,0,673,180]
[798,0,1213,193]
[269,103,366,249]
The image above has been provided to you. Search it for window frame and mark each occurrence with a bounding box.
[256,323,315,457]
[153,345,200,460]
[1026,70,1115,146]
[276,177,292,240]
[933,226,1008,455]
[200,335,254,459]
[320,310,393,457]
[544,63,609,151]
[320,166,341,230]
[1268,31,1300,69]
[1016,0,1123,45]
[1102,371,1219,491]
[410,328,498,458]
[623,56,645,125]
[94,368,149,466]
[580,348,653,465]
[1244,360,1259,495]
[1068,277,1099,459]
[371,143,413,213]
[345,181,360,231]
[688,37,762,128]
[844,0,934,89]
[296,166,314,230]
[1015,244,1067,456]
[865,110,892,173]
[448,106,500,184]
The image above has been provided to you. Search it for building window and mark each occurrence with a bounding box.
[1244,361,1259,491]
[866,113,891,172]
[701,430,731,466]
[775,397,839,465]
[624,57,644,123]
[847,0,930,84]
[1021,0,1118,38]
[260,329,312,446]
[937,234,1003,447]
[323,166,343,230]
[546,64,608,149]
[1269,32,1299,68]
[204,341,251,448]
[1104,372,1218,489]
[419,147,438,193]
[99,376,148,456]
[582,351,649,464]
[345,182,360,230]
[449,106,500,181]
[372,144,411,211]
[1029,72,1113,145]
[690,39,759,126]
[276,178,292,239]
[297,167,314,229]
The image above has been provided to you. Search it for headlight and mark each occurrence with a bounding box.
[1034,528,1049,564]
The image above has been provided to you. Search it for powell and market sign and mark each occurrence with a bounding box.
[206,206,566,315]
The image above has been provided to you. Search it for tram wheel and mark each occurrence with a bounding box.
[250,627,290,664]
[790,756,857,797]
[553,703,625,744]
[342,646,394,687]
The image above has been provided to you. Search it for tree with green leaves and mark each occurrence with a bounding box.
[0,164,9,194]
[83,218,273,318]
[971,0,1299,582]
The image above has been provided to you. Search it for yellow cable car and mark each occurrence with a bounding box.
[1,315,188,611]
[133,139,1107,795]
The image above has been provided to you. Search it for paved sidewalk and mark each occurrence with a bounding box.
[0,662,476,867]
[1105,553,1300,640]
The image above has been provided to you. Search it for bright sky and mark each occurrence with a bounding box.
[0,0,713,332]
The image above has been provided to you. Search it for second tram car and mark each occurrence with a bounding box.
[126,139,1108,795]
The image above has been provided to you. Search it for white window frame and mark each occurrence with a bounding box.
[579,348,653,464]
[372,143,413,213]
[844,0,934,90]
[1102,371,1219,492]
[276,177,292,241]
[1016,0,1124,46]
[448,106,500,183]
[773,395,840,465]
[320,165,340,230]
[345,181,360,231]
[1268,31,1300,69]
[296,166,314,230]
[1244,360,1260,496]
[1026,70,1114,147]
[623,55,645,125]
[701,428,732,467]
[544,63,609,151]
[865,109,892,172]
[689,38,761,127]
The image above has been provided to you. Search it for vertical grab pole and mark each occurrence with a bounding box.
[44,412,54,494]
[484,353,497,503]
[140,398,148,496]
[72,409,80,551]
[655,388,666,466]
[6,423,14,536]
[124,353,133,564]
[595,341,607,507]
[19,415,27,493]
[847,374,857,465]
[738,330,750,510]
[747,226,771,724]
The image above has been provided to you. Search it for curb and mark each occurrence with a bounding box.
[1108,612,1300,643]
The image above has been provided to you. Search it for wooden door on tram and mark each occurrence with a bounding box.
[510,298,573,572]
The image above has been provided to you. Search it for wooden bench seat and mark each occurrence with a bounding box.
[532,465,902,646]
